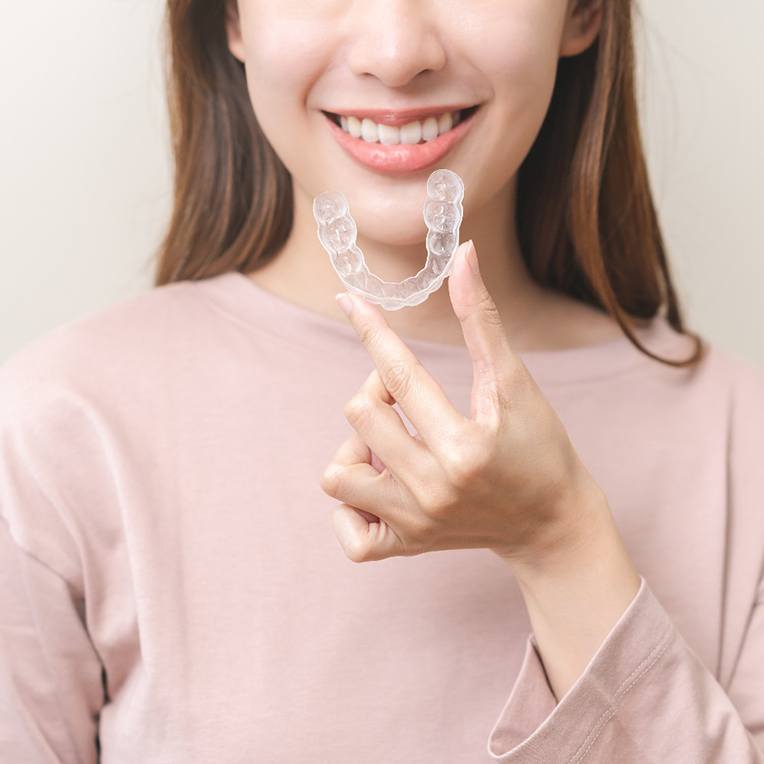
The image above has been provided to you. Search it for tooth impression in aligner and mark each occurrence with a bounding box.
[312,168,465,311]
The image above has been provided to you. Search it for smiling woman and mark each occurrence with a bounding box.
[154,0,703,369]
[1,1,763,763]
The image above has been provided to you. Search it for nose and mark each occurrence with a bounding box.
[345,0,447,89]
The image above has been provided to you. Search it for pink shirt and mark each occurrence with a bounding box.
[1,270,763,762]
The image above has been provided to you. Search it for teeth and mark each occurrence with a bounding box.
[346,115,361,138]
[437,111,453,135]
[378,122,400,146]
[420,116,439,142]
[336,110,461,145]
[361,117,377,143]
[399,120,421,145]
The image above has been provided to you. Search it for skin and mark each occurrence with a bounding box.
[227,1,642,704]
[226,0,625,351]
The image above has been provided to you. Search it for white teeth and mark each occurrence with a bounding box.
[438,111,453,134]
[377,123,399,146]
[347,115,362,138]
[421,116,439,141]
[399,121,422,145]
[335,110,462,145]
[361,117,377,142]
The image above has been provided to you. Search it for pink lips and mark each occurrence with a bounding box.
[323,108,480,175]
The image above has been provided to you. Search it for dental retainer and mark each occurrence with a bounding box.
[312,168,464,311]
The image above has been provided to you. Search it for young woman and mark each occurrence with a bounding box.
[1,0,762,761]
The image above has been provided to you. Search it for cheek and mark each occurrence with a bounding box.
[241,9,324,96]
[464,10,563,181]
[238,7,328,164]
[484,29,559,135]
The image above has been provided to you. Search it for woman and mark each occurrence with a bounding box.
[1,0,762,761]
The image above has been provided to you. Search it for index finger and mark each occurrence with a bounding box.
[336,291,466,458]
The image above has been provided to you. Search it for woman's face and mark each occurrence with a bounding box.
[227,0,600,248]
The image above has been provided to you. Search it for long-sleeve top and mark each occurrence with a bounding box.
[1,269,762,763]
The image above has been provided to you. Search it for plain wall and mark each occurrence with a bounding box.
[1,0,762,368]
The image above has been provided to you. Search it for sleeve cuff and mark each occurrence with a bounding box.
[486,575,674,761]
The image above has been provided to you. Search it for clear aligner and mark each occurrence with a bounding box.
[312,168,465,311]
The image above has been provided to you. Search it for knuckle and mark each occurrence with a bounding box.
[320,465,342,496]
[476,292,504,327]
[346,540,369,563]
[443,440,491,490]
[447,459,479,492]
[482,382,514,419]
[417,481,459,519]
[383,361,415,401]
[358,322,383,348]
[484,305,505,331]
[343,394,374,427]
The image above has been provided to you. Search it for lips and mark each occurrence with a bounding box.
[322,104,482,175]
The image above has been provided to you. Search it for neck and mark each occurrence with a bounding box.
[246,174,552,349]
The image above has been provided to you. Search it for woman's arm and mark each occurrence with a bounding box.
[0,360,108,763]
[486,486,764,762]
[0,516,104,764]
[504,483,642,703]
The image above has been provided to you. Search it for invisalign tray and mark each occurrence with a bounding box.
[312,168,464,311]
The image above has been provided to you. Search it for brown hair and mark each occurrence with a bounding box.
[153,0,705,369]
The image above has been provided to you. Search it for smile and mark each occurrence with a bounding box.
[321,104,482,174]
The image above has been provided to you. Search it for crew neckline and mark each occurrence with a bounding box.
[188,270,686,386]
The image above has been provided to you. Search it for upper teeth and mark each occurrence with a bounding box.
[338,110,461,145]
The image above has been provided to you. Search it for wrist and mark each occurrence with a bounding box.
[509,497,637,592]
[503,490,643,702]
[495,467,612,576]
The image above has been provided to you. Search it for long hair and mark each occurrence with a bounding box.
[154,0,705,369]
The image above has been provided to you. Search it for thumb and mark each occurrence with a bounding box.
[447,240,522,422]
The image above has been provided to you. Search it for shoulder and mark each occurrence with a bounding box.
[0,280,203,423]
[672,335,764,459]
[706,343,764,434]
[631,315,764,400]
[689,334,764,406]
[0,282,202,585]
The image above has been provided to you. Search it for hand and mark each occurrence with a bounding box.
[319,239,608,564]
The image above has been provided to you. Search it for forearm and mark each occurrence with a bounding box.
[501,482,642,702]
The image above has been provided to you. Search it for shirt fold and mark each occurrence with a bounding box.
[487,575,764,762]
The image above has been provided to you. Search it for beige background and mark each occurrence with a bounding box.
[1,1,762,369]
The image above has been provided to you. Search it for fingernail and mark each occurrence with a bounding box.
[335,292,353,318]
[466,240,480,276]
